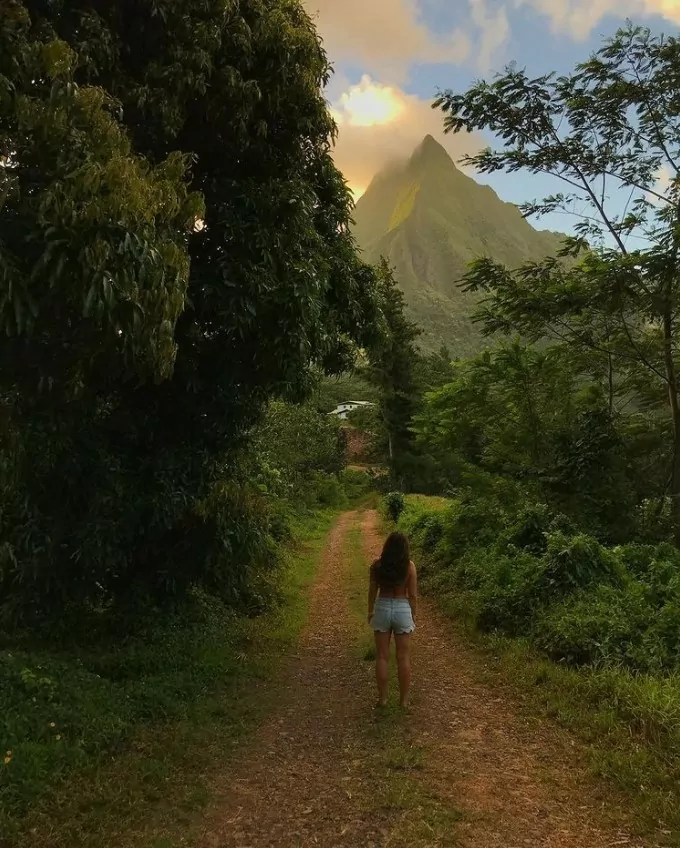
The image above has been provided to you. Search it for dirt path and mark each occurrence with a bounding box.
[360,509,649,848]
[197,509,652,848]
[196,511,388,847]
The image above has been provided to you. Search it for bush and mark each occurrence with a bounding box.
[497,503,576,556]
[436,498,505,564]
[460,549,548,634]
[309,472,347,508]
[0,590,242,821]
[339,468,374,501]
[406,510,448,553]
[384,491,405,523]
[403,494,680,679]
[535,583,654,669]
[541,532,625,595]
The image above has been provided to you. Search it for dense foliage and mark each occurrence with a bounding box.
[398,494,680,673]
[413,341,660,541]
[0,396,368,831]
[0,0,381,626]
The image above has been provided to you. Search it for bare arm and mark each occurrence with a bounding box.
[368,566,378,624]
[407,561,418,622]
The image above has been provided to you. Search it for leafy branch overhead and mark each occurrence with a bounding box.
[434,22,680,544]
[435,23,680,250]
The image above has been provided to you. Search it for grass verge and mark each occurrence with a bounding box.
[398,493,680,847]
[1,508,339,848]
[474,634,680,846]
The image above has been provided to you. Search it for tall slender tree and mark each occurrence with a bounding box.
[366,260,421,483]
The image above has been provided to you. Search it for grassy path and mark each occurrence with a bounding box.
[196,509,653,847]
[196,511,458,847]
[11,508,659,846]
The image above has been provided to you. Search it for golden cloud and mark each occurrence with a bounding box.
[304,0,471,81]
[330,76,483,198]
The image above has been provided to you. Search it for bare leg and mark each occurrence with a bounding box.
[394,633,412,708]
[374,631,391,706]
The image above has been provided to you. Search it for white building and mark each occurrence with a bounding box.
[328,400,375,421]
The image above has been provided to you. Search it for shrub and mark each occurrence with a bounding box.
[460,549,548,634]
[436,497,505,564]
[535,583,654,669]
[497,503,576,556]
[404,495,680,677]
[0,589,242,821]
[384,492,405,523]
[541,532,625,596]
[401,504,448,552]
[339,468,374,502]
[310,473,347,508]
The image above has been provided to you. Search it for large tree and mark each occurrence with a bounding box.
[434,23,680,542]
[0,0,380,622]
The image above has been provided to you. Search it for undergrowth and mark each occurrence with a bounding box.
[1,471,373,848]
[395,492,680,844]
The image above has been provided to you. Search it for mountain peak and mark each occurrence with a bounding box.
[410,134,455,168]
[352,133,568,356]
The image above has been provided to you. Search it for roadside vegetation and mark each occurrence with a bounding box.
[1,397,372,844]
[2,506,339,848]
[391,494,680,840]
[1,0,381,837]
[6,0,680,842]
[360,25,680,842]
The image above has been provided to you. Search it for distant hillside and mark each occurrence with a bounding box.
[352,135,566,357]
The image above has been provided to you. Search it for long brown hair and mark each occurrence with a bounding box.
[373,532,410,589]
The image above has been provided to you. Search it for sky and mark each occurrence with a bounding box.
[303,0,680,234]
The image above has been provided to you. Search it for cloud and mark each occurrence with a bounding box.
[649,163,675,205]
[516,0,680,40]
[470,0,511,70]
[304,0,471,81]
[330,76,482,198]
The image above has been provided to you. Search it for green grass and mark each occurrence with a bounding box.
[475,635,680,845]
[1,508,339,848]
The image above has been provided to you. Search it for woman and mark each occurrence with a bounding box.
[367,531,417,709]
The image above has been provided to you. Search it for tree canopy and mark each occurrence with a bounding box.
[0,0,381,624]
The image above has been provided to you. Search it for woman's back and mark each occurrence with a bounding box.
[371,559,414,598]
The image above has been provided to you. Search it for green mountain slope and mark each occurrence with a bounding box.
[352,135,565,356]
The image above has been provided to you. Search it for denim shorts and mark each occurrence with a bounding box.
[371,597,415,635]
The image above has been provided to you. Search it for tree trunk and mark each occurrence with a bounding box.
[662,299,680,545]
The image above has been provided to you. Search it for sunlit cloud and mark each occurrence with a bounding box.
[330,76,482,199]
[647,163,676,206]
[332,79,406,128]
[304,0,471,81]
[517,0,680,39]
